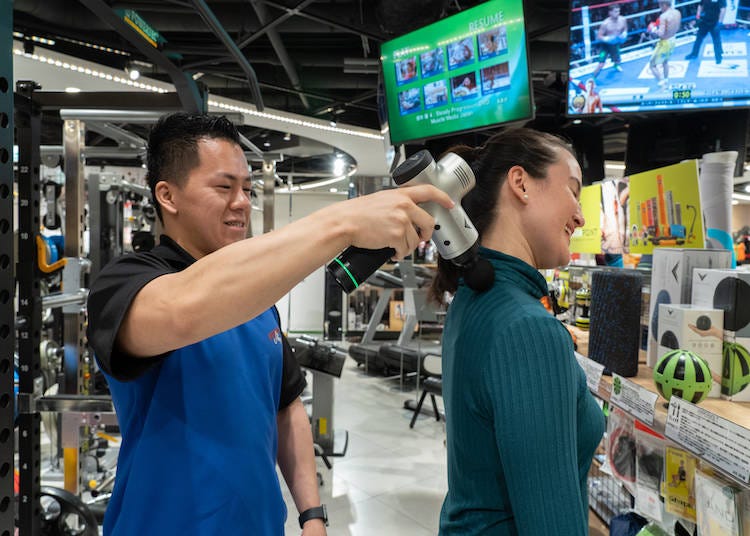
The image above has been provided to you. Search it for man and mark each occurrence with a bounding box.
[649,0,682,87]
[593,5,629,77]
[86,113,452,535]
[585,78,603,113]
[685,0,726,64]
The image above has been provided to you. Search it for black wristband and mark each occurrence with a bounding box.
[298,505,328,529]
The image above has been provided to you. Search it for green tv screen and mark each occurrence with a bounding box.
[380,0,533,146]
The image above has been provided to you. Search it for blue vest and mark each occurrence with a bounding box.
[103,308,285,535]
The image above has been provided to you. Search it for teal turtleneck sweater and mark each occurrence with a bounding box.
[439,248,605,535]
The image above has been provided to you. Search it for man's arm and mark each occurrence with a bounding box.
[277,398,326,535]
[117,185,453,358]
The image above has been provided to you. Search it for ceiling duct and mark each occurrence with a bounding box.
[374,0,451,36]
[343,58,380,74]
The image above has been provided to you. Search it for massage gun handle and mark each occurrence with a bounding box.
[327,246,395,293]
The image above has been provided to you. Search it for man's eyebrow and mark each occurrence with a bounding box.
[215,172,253,182]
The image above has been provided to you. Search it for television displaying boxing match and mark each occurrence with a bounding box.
[380,0,533,145]
[567,0,750,115]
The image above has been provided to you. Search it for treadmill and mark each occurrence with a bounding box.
[346,269,402,373]
[375,260,443,384]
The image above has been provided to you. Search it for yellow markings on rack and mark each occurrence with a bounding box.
[318,418,328,436]
[63,448,78,494]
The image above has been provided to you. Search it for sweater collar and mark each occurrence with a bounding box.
[476,246,548,299]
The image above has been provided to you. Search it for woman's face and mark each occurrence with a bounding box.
[525,150,584,269]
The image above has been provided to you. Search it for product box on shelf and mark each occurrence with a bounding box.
[691,269,750,401]
[647,249,732,368]
[657,304,724,398]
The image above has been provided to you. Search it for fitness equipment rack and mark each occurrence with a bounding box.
[0,6,16,534]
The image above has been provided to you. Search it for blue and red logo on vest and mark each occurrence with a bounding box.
[268,328,282,344]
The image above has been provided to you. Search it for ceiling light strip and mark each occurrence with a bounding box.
[208,99,384,141]
[13,42,384,142]
[55,36,130,56]
[13,48,168,93]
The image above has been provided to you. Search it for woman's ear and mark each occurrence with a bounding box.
[507,165,529,204]
[154,181,178,217]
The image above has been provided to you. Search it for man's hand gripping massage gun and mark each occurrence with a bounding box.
[326,149,494,293]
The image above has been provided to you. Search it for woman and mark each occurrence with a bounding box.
[434,128,605,535]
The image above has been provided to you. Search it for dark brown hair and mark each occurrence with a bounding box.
[430,128,574,303]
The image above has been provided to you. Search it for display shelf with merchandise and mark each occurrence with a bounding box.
[580,354,750,492]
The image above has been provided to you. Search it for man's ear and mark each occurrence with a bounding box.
[507,165,529,204]
[154,181,178,216]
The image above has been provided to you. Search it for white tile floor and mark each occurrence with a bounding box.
[280,358,448,536]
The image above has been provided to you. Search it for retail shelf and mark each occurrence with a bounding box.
[579,353,750,491]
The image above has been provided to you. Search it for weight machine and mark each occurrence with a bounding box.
[288,335,349,476]
[9,87,187,535]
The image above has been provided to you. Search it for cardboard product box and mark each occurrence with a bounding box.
[657,304,724,398]
[691,269,750,401]
[646,249,732,368]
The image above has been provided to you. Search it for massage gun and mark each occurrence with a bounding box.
[326,149,493,293]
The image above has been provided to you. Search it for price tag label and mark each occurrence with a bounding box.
[665,396,750,484]
[575,352,605,393]
[609,373,659,426]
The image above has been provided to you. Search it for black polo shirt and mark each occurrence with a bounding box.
[87,234,306,409]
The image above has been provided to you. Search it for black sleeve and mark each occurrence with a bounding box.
[279,333,307,409]
[86,253,174,381]
[271,303,307,410]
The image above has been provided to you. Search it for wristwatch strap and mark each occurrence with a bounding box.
[298,505,328,529]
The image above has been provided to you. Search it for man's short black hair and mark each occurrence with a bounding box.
[146,113,242,221]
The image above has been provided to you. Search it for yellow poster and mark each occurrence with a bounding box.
[628,161,705,254]
[570,183,601,254]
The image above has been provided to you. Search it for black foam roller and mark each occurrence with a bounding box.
[589,271,643,377]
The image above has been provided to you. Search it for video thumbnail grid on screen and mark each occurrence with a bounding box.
[394,26,511,116]
[567,0,750,115]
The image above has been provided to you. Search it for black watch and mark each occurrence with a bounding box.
[298,505,328,529]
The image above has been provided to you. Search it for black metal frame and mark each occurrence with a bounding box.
[14,81,43,535]
[0,3,16,534]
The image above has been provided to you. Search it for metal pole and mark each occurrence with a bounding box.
[262,160,276,234]
[0,3,16,533]
[62,120,88,495]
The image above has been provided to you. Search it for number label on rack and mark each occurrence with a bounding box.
[665,396,750,484]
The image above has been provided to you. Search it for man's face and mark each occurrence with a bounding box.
[610,7,620,17]
[164,137,252,259]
